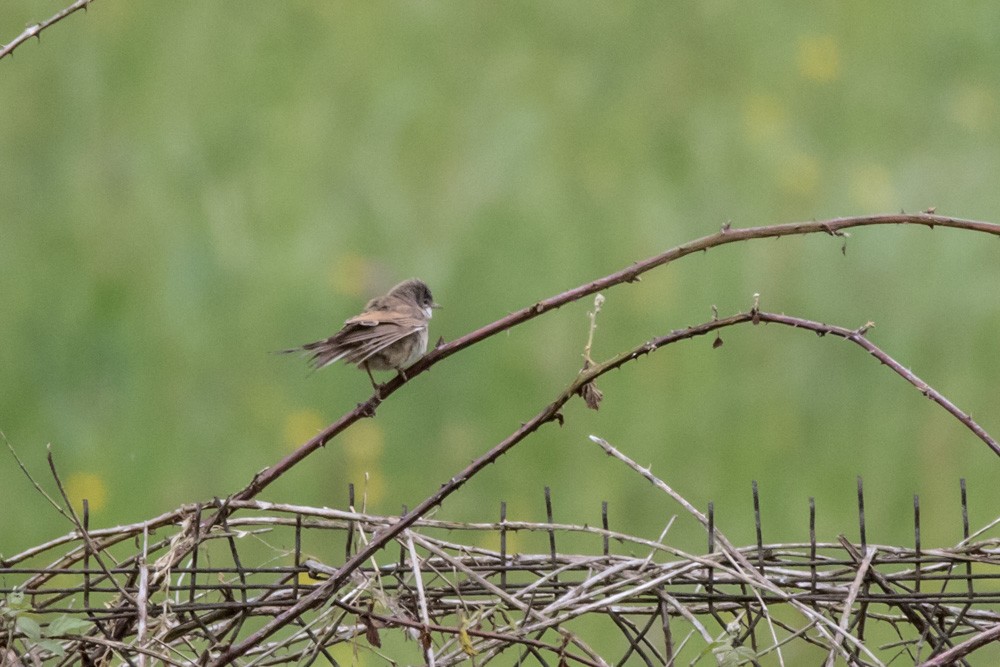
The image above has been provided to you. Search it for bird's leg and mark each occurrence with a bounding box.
[364,364,384,400]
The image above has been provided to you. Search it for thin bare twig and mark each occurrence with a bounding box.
[2,433,72,524]
[136,526,150,667]
[588,434,883,666]
[0,0,95,61]
[825,546,876,666]
[404,535,436,667]
[45,446,136,605]
[916,622,1000,667]
[408,532,604,666]
[327,598,607,667]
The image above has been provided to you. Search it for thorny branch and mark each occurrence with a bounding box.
[212,306,998,664]
[0,0,95,61]
[227,214,1000,512]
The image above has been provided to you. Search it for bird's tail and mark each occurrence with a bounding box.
[276,340,348,370]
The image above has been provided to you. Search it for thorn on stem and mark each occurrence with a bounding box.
[853,321,875,337]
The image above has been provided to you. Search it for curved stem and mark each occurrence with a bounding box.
[211,307,997,665]
[229,214,1000,507]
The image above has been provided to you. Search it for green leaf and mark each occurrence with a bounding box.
[7,591,27,610]
[38,639,67,657]
[718,645,758,666]
[47,615,92,636]
[16,615,42,642]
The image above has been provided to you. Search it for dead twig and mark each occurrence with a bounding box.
[0,0,95,61]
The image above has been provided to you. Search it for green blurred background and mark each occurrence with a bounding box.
[2,0,999,587]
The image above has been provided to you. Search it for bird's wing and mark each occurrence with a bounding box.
[344,307,420,327]
[292,317,425,369]
[335,320,425,365]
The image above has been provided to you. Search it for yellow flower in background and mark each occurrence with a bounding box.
[327,643,364,667]
[283,408,325,451]
[777,153,821,197]
[743,94,788,144]
[344,421,386,505]
[950,85,997,132]
[329,252,374,299]
[797,35,840,82]
[343,420,385,466]
[349,471,386,507]
[65,472,108,514]
[850,165,896,211]
[296,570,324,586]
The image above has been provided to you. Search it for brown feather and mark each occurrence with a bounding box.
[281,279,438,382]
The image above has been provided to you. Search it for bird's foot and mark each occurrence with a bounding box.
[357,399,378,417]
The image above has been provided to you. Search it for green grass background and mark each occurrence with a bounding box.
[2,1,999,658]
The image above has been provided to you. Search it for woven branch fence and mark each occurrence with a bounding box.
[2,474,999,667]
[4,214,1000,665]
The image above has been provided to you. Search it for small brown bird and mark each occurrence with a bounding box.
[283,279,440,391]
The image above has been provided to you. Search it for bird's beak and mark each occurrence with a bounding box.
[431,302,442,309]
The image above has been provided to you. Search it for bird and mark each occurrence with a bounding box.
[282,279,440,392]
